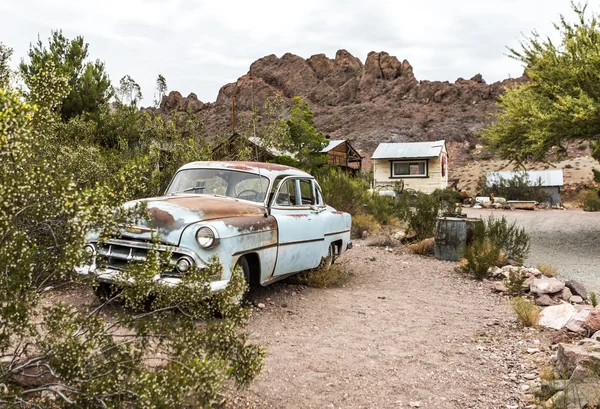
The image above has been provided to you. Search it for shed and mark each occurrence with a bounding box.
[371,140,448,193]
[321,140,363,174]
[486,169,564,205]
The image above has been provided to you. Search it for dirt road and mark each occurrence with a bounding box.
[464,208,600,293]
[229,242,550,409]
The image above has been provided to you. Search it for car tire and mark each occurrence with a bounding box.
[93,282,116,302]
[319,243,336,270]
[235,256,251,302]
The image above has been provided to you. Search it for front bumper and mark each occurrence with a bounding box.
[75,264,230,293]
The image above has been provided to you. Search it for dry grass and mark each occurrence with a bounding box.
[510,297,540,327]
[537,264,558,278]
[294,264,349,288]
[408,238,435,256]
[351,213,381,239]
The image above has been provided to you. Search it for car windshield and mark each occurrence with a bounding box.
[165,168,270,203]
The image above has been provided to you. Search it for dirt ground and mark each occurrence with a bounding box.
[227,242,554,409]
[464,208,600,294]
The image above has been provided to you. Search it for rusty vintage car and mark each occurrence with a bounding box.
[76,161,352,295]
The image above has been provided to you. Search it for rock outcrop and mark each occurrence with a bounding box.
[153,49,527,156]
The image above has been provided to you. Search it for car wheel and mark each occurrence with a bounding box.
[235,256,251,302]
[319,243,336,270]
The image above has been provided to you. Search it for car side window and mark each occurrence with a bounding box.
[276,179,297,206]
[299,179,314,205]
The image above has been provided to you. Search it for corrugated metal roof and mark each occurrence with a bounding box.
[486,169,564,187]
[321,140,345,153]
[371,140,446,159]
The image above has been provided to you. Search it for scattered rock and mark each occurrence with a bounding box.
[565,308,592,335]
[556,341,600,377]
[565,280,588,300]
[585,307,600,333]
[257,303,266,309]
[539,304,577,330]
[530,278,565,295]
[409,402,421,408]
[561,287,573,302]
[536,294,555,306]
[392,231,406,240]
[523,373,537,380]
[570,295,584,304]
[491,282,508,293]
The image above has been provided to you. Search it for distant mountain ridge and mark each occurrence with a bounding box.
[156,49,527,156]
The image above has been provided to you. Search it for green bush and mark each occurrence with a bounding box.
[583,189,600,212]
[484,216,530,263]
[394,192,441,241]
[477,172,550,202]
[459,239,502,280]
[316,168,370,216]
[503,269,527,296]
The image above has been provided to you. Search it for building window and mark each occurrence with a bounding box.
[391,160,428,178]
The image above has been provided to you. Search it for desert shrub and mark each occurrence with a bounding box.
[351,213,381,238]
[459,239,502,280]
[510,297,540,327]
[431,188,463,216]
[394,192,441,241]
[583,189,600,212]
[295,264,349,288]
[0,58,263,407]
[317,168,370,216]
[408,238,435,256]
[484,216,530,263]
[477,172,550,202]
[537,264,558,277]
[503,269,527,296]
[591,292,598,307]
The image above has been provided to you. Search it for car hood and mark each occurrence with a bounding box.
[121,195,265,245]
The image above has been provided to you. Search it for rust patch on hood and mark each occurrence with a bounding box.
[156,195,264,219]
[149,207,176,227]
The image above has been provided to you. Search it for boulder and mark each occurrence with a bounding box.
[536,294,555,307]
[530,277,565,295]
[570,296,584,304]
[550,364,600,409]
[566,308,592,335]
[539,304,577,330]
[566,281,588,300]
[585,307,600,333]
[560,287,573,301]
[556,341,600,377]
[491,282,508,293]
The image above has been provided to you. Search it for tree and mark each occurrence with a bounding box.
[1,44,263,408]
[116,74,143,107]
[19,30,112,121]
[483,3,600,169]
[0,43,12,88]
[284,96,328,168]
[154,74,168,107]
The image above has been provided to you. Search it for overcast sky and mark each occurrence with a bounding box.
[0,0,585,104]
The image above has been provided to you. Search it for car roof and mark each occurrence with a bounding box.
[178,161,313,179]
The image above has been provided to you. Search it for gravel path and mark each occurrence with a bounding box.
[464,208,600,293]
[228,242,553,409]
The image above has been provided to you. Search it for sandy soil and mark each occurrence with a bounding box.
[464,208,600,294]
[227,242,554,409]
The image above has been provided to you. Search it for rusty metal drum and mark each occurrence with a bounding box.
[434,217,483,261]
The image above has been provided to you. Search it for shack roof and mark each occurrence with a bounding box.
[321,140,346,153]
[371,140,446,159]
[486,169,564,187]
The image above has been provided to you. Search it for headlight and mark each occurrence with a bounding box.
[196,226,219,249]
[83,244,96,265]
[176,256,193,273]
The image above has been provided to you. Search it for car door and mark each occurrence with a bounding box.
[270,177,326,276]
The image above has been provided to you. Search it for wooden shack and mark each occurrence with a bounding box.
[321,140,363,174]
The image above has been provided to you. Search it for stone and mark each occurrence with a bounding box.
[556,341,600,377]
[565,308,592,335]
[520,384,530,392]
[257,303,266,309]
[565,280,588,300]
[536,294,555,306]
[491,282,508,293]
[539,304,577,330]
[530,278,565,295]
[392,231,406,240]
[591,331,600,341]
[523,373,537,380]
[561,287,573,302]
[570,296,584,304]
[585,307,600,333]
[409,402,421,408]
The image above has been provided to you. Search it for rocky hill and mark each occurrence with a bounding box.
[158,49,527,157]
